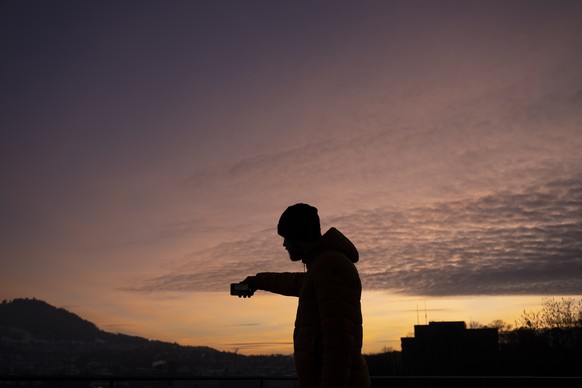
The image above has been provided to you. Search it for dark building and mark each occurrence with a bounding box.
[401,321,498,376]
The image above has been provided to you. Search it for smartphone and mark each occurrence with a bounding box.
[230,283,252,296]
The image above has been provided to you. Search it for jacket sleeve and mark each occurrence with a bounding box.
[312,254,362,388]
[254,272,305,297]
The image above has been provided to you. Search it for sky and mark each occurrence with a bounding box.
[1,0,582,355]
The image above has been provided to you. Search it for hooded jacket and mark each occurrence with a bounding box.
[254,228,370,388]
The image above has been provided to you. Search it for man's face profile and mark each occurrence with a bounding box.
[283,237,304,261]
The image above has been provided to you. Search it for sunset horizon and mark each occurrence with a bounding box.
[2,0,581,357]
[4,291,577,356]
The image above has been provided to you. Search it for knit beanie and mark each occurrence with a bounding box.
[277,203,322,241]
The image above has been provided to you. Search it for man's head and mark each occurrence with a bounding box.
[277,203,322,261]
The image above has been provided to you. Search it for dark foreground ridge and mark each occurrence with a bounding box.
[2,297,582,384]
[0,298,295,377]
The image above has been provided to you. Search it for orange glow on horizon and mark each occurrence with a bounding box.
[57,290,580,356]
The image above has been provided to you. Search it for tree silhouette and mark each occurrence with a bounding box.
[517,297,582,330]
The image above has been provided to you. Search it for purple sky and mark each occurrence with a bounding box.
[2,0,581,353]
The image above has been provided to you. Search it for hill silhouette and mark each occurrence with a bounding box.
[0,298,104,341]
[0,298,295,377]
[0,297,224,349]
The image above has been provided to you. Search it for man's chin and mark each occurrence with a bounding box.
[289,254,302,262]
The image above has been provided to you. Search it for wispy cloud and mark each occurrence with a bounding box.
[130,175,582,297]
[228,323,261,327]
[348,175,582,295]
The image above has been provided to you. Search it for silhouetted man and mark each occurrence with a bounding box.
[240,203,370,388]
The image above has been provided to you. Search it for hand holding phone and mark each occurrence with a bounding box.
[230,282,254,298]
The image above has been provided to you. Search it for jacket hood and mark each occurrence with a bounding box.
[304,227,359,264]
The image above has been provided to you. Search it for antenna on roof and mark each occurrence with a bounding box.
[424,300,428,324]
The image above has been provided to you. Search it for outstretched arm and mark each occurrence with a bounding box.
[243,272,305,297]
